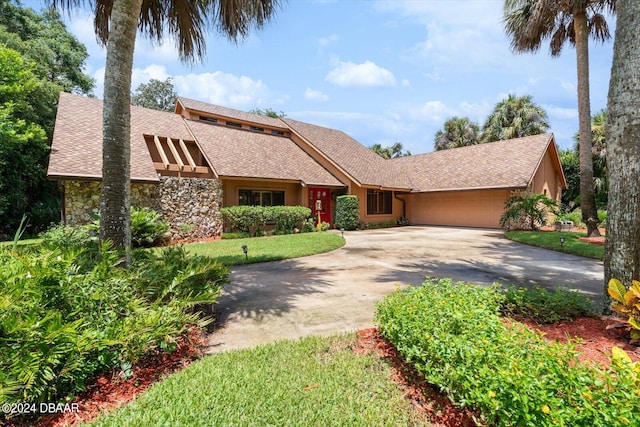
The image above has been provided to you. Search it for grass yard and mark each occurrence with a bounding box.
[84,334,429,427]
[179,232,345,265]
[505,231,604,260]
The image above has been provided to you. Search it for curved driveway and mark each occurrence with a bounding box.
[206,226,603,353]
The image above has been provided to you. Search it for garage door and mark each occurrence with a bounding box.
[407,189,510,229]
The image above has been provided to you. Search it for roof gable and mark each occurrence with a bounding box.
[282,117,413,190]
[177,97,287,130]
[49,93,192,182]
[186,120,344,187]
[391,133,560,192]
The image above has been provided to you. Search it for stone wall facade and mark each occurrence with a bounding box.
[158,176,223,240]
[62,177,223,240]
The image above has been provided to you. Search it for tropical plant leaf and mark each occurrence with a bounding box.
[628,316,640,331]
[624,289,639,307]
[612,346,632,364]
[608,278,627,304]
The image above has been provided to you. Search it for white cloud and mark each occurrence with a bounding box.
[545,105,578,120]
[132,65,171,89]
[401,79,410,87]
[561,81,576,93]
[376,0,508,71]
[325,60,396,88]
[318,34,340,47]
[304,88,329,101]
[173,71,270,107]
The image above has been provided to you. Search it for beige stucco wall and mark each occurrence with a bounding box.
[349,187,405,225]
[532,149,563,202]
[406,189,512,229]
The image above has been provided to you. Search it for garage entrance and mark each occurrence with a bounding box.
[407,189,511,228]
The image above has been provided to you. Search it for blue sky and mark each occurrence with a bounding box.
[33,0,615,153]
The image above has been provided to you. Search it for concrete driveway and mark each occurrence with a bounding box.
[206,226,604,353]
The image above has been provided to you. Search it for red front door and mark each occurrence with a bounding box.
[309,187,331,224]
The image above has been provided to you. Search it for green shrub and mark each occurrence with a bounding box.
[556,211,584,227]
[375,278,640,426]
[598,210,607,227]
[300,218,317,233]
[0,241,228,409]
[87,207,169,248]
[500,193,558,230]
[266,206,311,234]
[498,285,595,324]
[40,223,95,250]
[335,195,359,230]
[129,207,170,247]
[220,205,267,236]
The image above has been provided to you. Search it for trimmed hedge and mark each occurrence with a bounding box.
[335,195,359,230]
[220,206,311,236]
[376,278,640,426]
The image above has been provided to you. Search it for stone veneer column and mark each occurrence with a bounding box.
[158,177,223,240]
[62,178,223,239]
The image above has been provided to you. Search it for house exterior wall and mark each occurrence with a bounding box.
[406,189,512,229]
[62,177,223,239]
[63,180,161,225]
[222,178,303,207]
[349,187,405,225]
[532,149,563,203]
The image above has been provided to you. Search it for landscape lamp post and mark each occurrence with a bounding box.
[242,244,248,260]
[560,236,565,247]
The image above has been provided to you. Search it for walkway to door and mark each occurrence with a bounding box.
[206,226,603,353]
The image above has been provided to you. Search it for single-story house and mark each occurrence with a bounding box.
[47,92,567,237]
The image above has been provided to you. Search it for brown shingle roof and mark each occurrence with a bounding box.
[390,133,557,192]
[49,93,193,182]
[177,97,287,129]
[187,120,344,187]
[281,118,413,190]
[49,95,561,195]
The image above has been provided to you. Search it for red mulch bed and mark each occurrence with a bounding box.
[6,318,639,427]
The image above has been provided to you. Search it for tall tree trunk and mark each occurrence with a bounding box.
[604,0,640,312]
[100,0,143,265]
[574,10,601,238]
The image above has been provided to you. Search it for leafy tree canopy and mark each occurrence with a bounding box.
[131,77,178,112]
[250,107,286,118]
[559,149,580,210]
[370,142,411,159]
[0,0,94,135]
[434,116,480,151]
[482,94,549,142]
[0,47,52,237]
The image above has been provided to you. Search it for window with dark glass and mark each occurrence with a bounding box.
[366,189,392,215]
[199,116,217,123]
[239,190,285,206]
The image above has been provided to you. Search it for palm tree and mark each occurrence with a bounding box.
[434,117,480,151]
[370,142,411,158]
[50,0,281,263]
[503,0,615,237]
[574,109,607,194]
[604,0,640,307]
[482,94,549,142]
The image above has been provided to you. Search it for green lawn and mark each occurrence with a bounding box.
[178,232,345,265]
[505,231,604,260]
[84,334,429,427]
